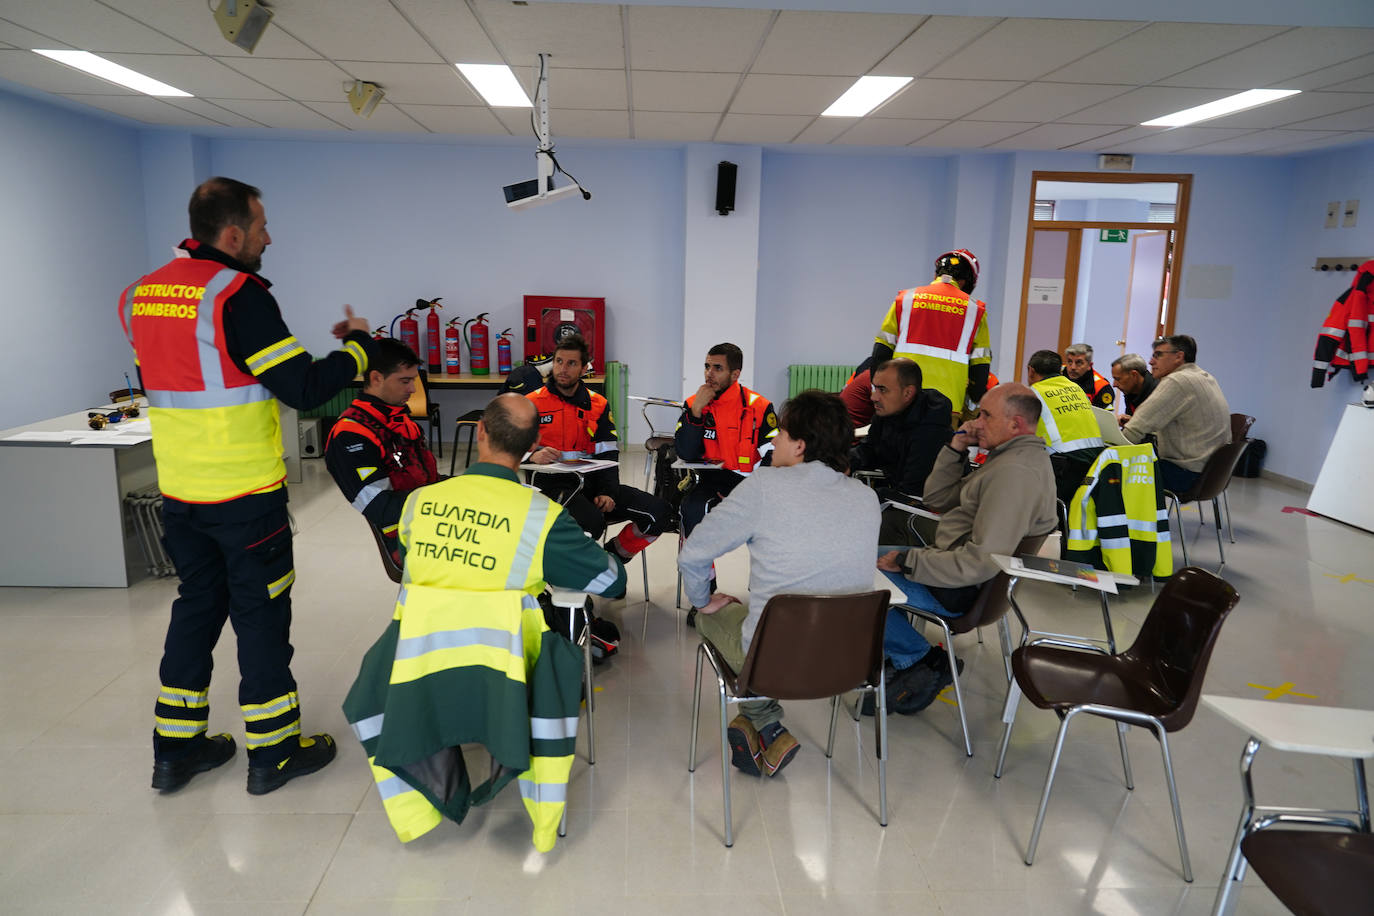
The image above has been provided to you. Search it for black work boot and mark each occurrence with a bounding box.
[246,733,337,796]
[151,733,237,792]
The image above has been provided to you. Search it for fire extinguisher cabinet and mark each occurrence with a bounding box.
[523,296,606,374]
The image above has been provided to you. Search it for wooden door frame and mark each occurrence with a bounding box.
[1015,171,1193,377]
[1122,230,1170,355]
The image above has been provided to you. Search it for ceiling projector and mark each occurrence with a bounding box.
[503,169,591,212]
[503,54,591,212]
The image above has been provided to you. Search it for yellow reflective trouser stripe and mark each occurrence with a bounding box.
[371,760,443,843]
[267,569,295,600]
[246,336,306,375]
[155,715,208,738]
[520,753,574,853]
[242,692,299,722]
[344,339,367,375]
[158,685,209,707]
[244,720,301,750]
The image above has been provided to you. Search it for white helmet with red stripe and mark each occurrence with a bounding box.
[934,249,979,293]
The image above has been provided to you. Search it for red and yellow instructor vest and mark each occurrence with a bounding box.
[877,277,991,408]
[118,256,283,503]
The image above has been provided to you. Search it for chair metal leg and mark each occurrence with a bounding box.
[877,664,889,827]
[583,629,595,766]
[1355,758,1370,831]
[1212,737,1262,916]
[640,551,650,604]
[997,617,1015,683]
[688,642,705,770]
[825,695,840,758]
[1025,708,1079,865]
[1116,722,1134,789]
[994,717,1015,778]
[1168,494,1190,567]
[1223,489,1235,543]
[1154,724,1193,882]
[558,804,567,838]
[936,619,972,758]
[1212,497,1226,570]
[719,685,733,847]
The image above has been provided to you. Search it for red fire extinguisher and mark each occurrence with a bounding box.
[445,317,463,375]
[391,308,420,356]
[372,326,388,339]
[419,297,443,374]
[465,312,490,376]
[496,328,513,375]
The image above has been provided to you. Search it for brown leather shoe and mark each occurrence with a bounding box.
[727,715,763,776]
[758,723,799,777]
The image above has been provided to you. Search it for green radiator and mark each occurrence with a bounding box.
[604,361,627,448]
[302,389,354,419]
[787,364,853,399]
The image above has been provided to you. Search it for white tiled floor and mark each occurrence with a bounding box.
[1,457,1370,914]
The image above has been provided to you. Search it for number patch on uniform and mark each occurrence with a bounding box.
[539,414,554,424]
[703,429,717,440]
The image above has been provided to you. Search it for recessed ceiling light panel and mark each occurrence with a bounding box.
[33,49,192,97]
[1142,89,1300,128]
[821,76,912,118]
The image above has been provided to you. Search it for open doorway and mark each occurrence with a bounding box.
[1014,172,1192,384]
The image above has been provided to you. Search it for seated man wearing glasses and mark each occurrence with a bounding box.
[680,391,879,778]
[1121,335,1230,495]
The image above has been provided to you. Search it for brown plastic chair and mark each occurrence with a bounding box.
[368,523,402,584]
[687,590,891,847]
[1164,437,1253,570]
[995,566,1240,882]
[898,532,1048,757]
[1237,830,1374,916]
[1220,414,1256,543]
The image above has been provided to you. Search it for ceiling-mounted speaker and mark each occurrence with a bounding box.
[213,0,274,54]
[715,160,737,216]
[347,80,385,118]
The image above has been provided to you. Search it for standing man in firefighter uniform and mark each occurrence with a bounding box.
[872,249,992,418]
[1026,350,1106,505]
[674,342,780,538]
[1064,342,1116,409]
[324,337,440,561]
[119,177,375,795]
[526,333,672,563]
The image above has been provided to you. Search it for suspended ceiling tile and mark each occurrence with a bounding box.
[103,0,318,58]
[876,78,1021,120]
[985,123,1125,151]
[393,103,508,135]
[301,100,429,133]
[913,120,1036,148]
[872,16,1002,78]
[391,0,500,64]
[1270,130,1374,154]
[1044,22,1286,86]
[103,53,283,100]
[218,58,361,104]
[1157,27,1374,90]
[631,70,737,113]
[632,110,720,142]
[925,19,1142,82]
[751,10,923,77]
[715,112,812,144]
[731,73,853,116]
[330,62,473,106]
[544,67,626,110]
[831,118,946,146]
[1060,86,1230,125]
[1319,57,1374,93]
[627,6,773,73]
[1184,129,1351,154]
[472,0,624,70]
[1286,103,1374,131]
[0,47,138,95]
[0,0,192,53]
[792,116,855,145]
[165,98,272,128]
[970,82,1131,123]
[208,98,346,130]
[549,108,630,139]
[1101,126,1256,153]
[1062,125,1156,150]
[1210,91,1374,129]
[56,92,220,126]
[267,0,441,64]
[0,17,61,49]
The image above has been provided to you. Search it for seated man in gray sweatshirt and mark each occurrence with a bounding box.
[876,383,1059,713]
[679,390,880,778]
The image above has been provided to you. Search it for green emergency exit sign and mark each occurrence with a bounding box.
[1100,229,1129,242]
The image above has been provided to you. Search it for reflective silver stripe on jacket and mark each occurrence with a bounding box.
[530,716,580,741]
[505,498,550,589]
[352,478,392,512]
[351,713,384,743]
[518,778,567,804]
[393,626,524,663]
[146,386,272,409]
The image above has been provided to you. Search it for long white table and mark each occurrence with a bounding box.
[0,403,157,587]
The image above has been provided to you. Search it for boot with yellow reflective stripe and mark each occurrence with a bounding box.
[151,732,237,792]
[246,733,337,795]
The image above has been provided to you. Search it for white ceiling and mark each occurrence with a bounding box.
[1,1,1372,156]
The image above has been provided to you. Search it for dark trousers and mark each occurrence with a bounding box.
[156,501,301,765]
[680,471,745,537]
[1158,460,1202,496]
[538,480,673,543]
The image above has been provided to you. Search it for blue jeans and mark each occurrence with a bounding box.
[879,568,959,669]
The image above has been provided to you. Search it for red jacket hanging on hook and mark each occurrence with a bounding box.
[1312,260,1373,386]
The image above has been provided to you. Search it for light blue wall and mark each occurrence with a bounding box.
[0,90,148,432]
[754,150,950,402]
